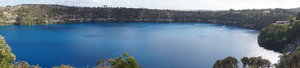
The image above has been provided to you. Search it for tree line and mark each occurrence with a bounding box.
[0,4,295,30]
[213,56,271,68]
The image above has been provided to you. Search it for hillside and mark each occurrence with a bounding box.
[258,14,300,52]
[258,18,300,67]
[215,15,300,68]
[0,4,295,30]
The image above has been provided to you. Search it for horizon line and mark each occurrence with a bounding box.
[1,3,299,11]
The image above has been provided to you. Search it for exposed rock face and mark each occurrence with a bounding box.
[0,4,295,29]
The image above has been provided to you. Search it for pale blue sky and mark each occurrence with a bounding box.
[0,0,299,10]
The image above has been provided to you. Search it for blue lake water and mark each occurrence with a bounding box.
[0,22,280,68]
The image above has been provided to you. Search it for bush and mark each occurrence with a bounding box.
[0,36,16,68]
[258,19,300,52]
[97,52,141,68]
[276,46,300,68]
[241,57,271,68]
[258,23,293,52]
[12,61,41,68]
[213,56,238,68]
[52,64,75,68]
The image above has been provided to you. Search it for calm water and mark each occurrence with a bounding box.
[0,22,280,68]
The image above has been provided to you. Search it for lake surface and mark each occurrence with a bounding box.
[0,22,280,68]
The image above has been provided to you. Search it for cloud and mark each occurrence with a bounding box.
[0,0,299,10]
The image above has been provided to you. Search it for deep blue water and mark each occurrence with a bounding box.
[0,22,280,68]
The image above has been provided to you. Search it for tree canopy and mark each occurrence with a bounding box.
[213,56,238,68]
[0,4,295,30]
[97,52,141,68]
[258,13,300,52]
[241,57,271,68]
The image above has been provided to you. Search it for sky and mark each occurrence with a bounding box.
[0,0,300,10]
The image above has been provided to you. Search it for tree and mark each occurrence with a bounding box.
[258,23,293,52]
[213,56,238,68]
[276,45,300,68]
[97,52,141,68]
[240,57,271,68]
[296,12,300,20]
[241,57,249,68]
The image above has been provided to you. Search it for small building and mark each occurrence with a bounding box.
[275,21,290,24]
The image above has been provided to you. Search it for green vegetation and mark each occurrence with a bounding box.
[0,4,295,29]
[258,23,293,52]
[213,56,238,68]
[14,6,49,25]
[52,64,75,68]
[97,52,141,68]
[214,56,271,68]
[0,36,16,68]
[241,57,271,68]
[0,11,14,25]
[276,45,300,68]
[258,12,300,52]
[297,13,300,20]
[12,61,41,68]
[0,11,5,19]
[216,13,300,68]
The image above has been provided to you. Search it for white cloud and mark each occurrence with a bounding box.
[0,0,299,10]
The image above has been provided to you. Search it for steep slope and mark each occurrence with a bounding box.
[258,14,300,52]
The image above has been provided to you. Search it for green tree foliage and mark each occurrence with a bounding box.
[52,64,75,68]
[241,57,249,67]
[258,23,293,52]
[276,46,300,68]
[14,7,48,25]
[0,36,16,68]
[287,13,300,39]
[290,20,300,38]
[97,52,141,68]
[213,56,238,68]
[0,4,295,29]
[258,12,300,52]
[241,57,271,68]
[12,61,41,68]
[258,13,300,68]
[296,12,300,20]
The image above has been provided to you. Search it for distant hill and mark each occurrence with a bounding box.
[287,7,300,12]
[0,4,296,30]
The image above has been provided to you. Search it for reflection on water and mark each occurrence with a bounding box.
[0,22,280,68]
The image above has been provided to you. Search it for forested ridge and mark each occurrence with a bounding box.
[0,4,295,29]
[258,13,300,53]
[254,13,300,68]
